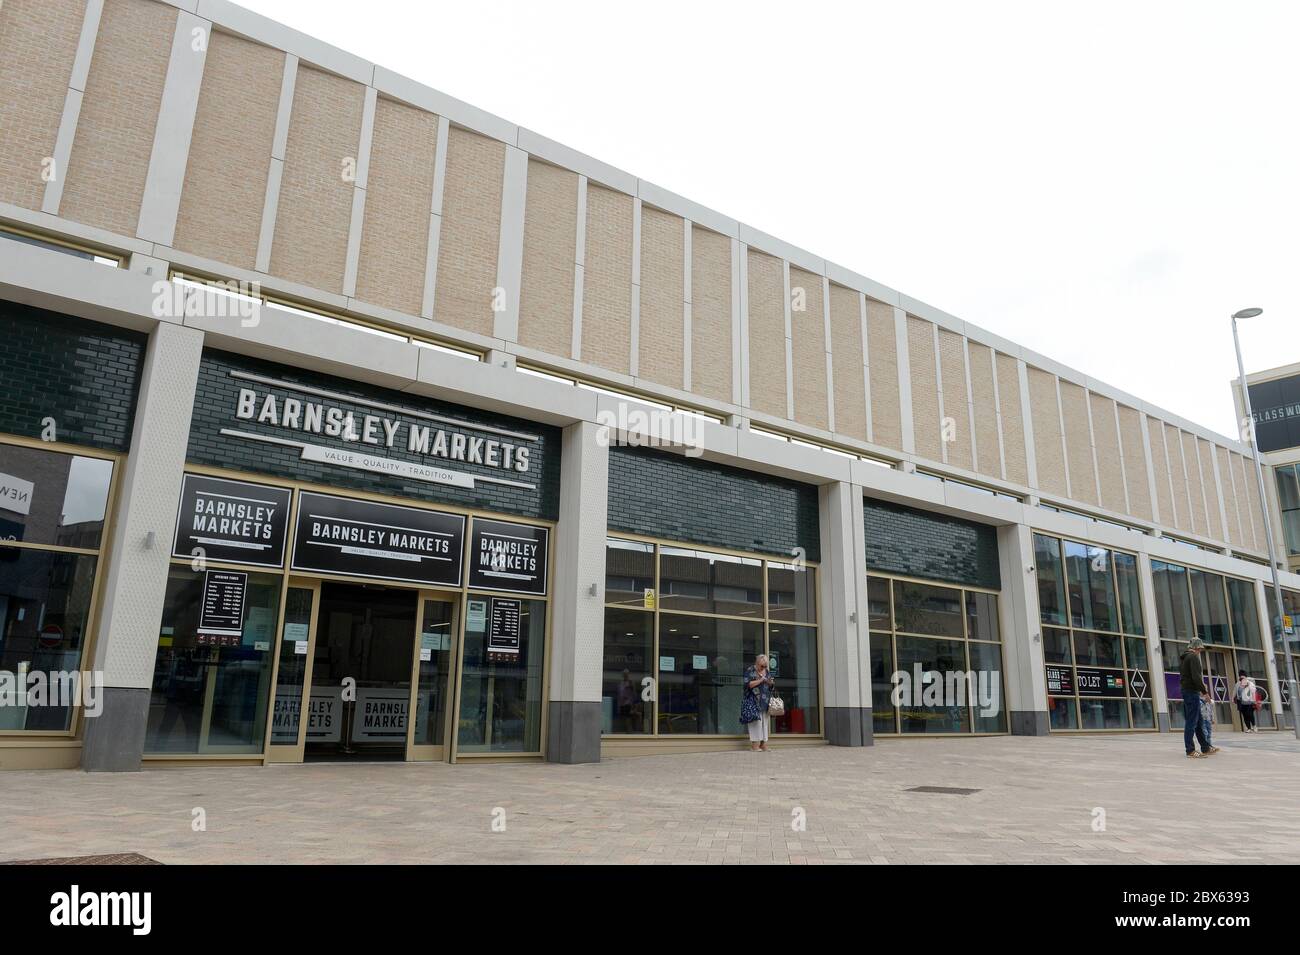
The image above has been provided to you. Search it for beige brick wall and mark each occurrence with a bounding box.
[1028,368,1066,497]
[938,328,972,470]
[1180,430,1208,537]
[1234,452,1266,549]
[1090,393,1125,514]
[866,300,901,451]
[60,0,176,235]
[637,206,684,389]
[789,267,827,431]
[517,159,578,357]
[1147,416,1176,528]
[829,284,866,442]
[1197,439,1224,542]
[354,97,438,315]
[579,183,633,373]
[1058,381,1096,506]
[747,249,787,419]
[1117,405,1152,521]
[908,317,941,461]
[996,353,1027,486]
[1164,423,1193,533]
[690,225,731,404]
[0,0,83,210]
[968,341,999,479]
[173,30,282,270]
[1217,445,1244,548]
[434,126,504,337]
[268,65,363,295]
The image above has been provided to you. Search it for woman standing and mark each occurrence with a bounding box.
[741,654,775,752]
[1235,671,1258,733]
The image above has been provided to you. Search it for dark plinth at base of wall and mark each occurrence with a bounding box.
[81,687,149,772]
[547,701,602,764]
[824,707,874,747]
[1010,710,1050,736]
[1157,712,1171,732]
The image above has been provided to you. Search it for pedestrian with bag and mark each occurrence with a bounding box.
[740,653,776,752]
[1235,671,1259,733]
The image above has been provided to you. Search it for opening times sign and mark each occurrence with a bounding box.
[197,570,247,647]
[487,597,522,661]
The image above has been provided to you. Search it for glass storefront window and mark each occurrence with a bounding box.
[965,592,999,641]
[1043,627,1072,664]
[1124,636,1149,671]
[1079,697,1130,730]
[0,547,98,731]
[1189,569,1230,644]
[1034,534,1067,626]
[605,539,654,608]
[768,623,819,734]
[1277,464,1300,556]
[601,608,654,734]
[767,563,816,623]
[1226,578,1263,650]
[413,600,454,747]
[1114,552,1144,636]
[0,445,113,550]
[1064,541,1116,632]
[1073,631,1122,668]
[895,635,971,734]
[1151,561,1193,640]
[867,576,891,629]
[870,634,895,734]
[657,614,761,735]
[146,566,281,753]
[967,641,1006,733]
[893,581,963,637]
[1048,696,1078,730]
[661,547,764,617]
[457,595,546,753]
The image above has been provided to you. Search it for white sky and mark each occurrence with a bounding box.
[241,0,1299,440]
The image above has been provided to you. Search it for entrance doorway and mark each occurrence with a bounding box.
[1204,648,1237,732]
[266,579,458,762]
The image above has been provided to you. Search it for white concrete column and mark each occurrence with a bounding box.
[546,419,609,762]
[1138,553,1171,730]
[818,482,872,744]
[1255,577,1288,729]
[997,523,1049,734]
[493,144,528,343]
[82,321,205,771]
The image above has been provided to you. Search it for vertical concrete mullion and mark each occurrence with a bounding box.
[1138,552,1170,731]
[962,337,978,472]
[1054,377,1071,499]
[998,523,1049,735]
[822,275,835,434]
[989,346,1007,481]
[629,197,641,377]
[820,481,872,746]
[1017,359,1037,489]
[341,85,377,298]
[932,323,946,465]
[734,240,747,407]
[570,174,587,360]
[894,306,914,455]
[859,293,873,445]
[420,115,449,320]
[1113,401,1131,516]
[42,0,105,216]
[255,52,297,274]
[1160,424,1181,529]
[493,144,528,343]
[782,261,794,421]
[1083,389,1102,506]
[682,219,692,392]
[1255,578,1287,728]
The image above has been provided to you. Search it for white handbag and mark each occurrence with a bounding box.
[768,691,785,718]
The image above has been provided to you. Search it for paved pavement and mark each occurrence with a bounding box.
[2,733,1297,864]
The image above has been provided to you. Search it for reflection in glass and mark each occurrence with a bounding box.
[768,623,819,733]
[601,608,654,734]
[1131,698,1155,728]
[0,547,97,731]
[870,635,895,734]
[1114,552,1144,635]
[1190,570,1230,644]
[893,581,963,637]
[1124,636,1149,671]
[1078,697,1130,730]
[1151,561,1193,640]
[1073,631,1122,668]
[457,595,546,753]
[1048,696,1077,730]
[413,600,454,746]
[1065,541,1116,632]
[1226,578,1262,650]
[895,636,970,734]
[270,587,314,745]
[1043,627,1072,665]
[660,546,764,617]
[0,445,113,550]
[867,577,891,630]
[767,563,816,623]
[656,614,761,734]
[605,539,654,608]
[1034,534,1067,626]
[967,641,1006,732]
[964,591,999,641]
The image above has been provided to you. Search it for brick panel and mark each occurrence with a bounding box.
[746,249,786,418]
[1235,452,1266,549]
[637,206,684,389]
[938,328,972,470]
[60,0,176,236]
[1090,392,1125,513]
[518,159,578,357]
[1217,444,1244,547]
[690,226,731,404]
[173,30,283,270]
[268,65,364,295]
[434,126,504,337]
[908,317,941,461]
[0,300,144,451]
[789,266,827,431]
[355,96,439,315]
[866,300,901,451]
[1028,368,1066,497]
[580,184,633,374]
[608,446,820,560]
[1197,439,1223,542]
[863,497,1000,589]
[995,353,1027,486]
[0,0,83,210]
[828,284,866,441]
[1147,416,1176,528]
[1117,405,1152,521]
[1059,380,1096,506]
[968,341,999,479]
[1164,423,1193,533]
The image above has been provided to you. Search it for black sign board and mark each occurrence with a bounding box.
[487,597,522,660]
[1247,374,1300,453]
[172,474,291,568]
[1045,665,1074,695]
[467,518,549,595]
[1075,667,1127,698]
[291,491,465,586]
[197,570,247,647]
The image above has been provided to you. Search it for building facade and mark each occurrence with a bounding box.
[1,0,1298,771]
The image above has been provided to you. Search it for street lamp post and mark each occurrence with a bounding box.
[1231,307,1300,740]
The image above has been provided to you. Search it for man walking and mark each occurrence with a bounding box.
[1180,638,1219,759]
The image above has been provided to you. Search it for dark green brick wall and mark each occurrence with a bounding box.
[863,497,1000,589]
[608,446,821,561]
[0,299,145,452]
[187,350,561,521]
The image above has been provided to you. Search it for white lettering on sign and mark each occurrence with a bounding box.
[0,471,35,516]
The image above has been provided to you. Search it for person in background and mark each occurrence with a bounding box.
[741,653,774,752]
[1235,671,1259,733]
[1180,638,1218,758]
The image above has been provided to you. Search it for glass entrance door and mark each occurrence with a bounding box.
[304,582,417,761]
[1204,648,1236,731]
[406,595,458,760]
[267,579,320,762]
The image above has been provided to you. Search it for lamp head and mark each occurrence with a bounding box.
[1232,307,1263,320]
